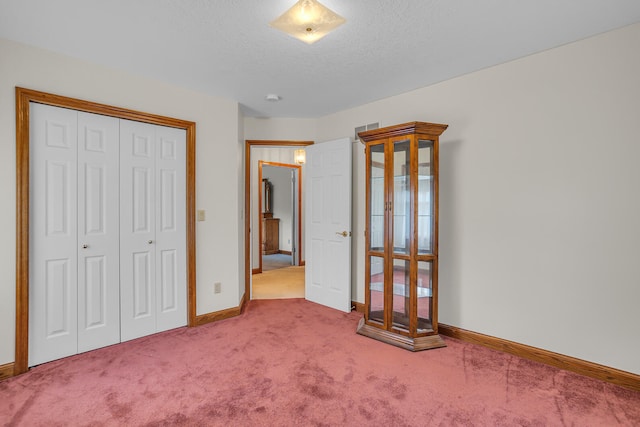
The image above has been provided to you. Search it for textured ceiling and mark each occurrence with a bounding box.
[2,0,640,118]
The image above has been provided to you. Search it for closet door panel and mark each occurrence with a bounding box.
[133,251,153,316]
[77,112,120,352]
[29,104,79,366]
[155,127,187,332]
[160,249,178,312]
[120,120,157,342]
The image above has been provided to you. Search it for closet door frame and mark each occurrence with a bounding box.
[15,87,197,375]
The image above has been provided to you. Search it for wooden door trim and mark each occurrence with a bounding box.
[14,87,197,375]
[257,161,264,273]
[244,140,313,299]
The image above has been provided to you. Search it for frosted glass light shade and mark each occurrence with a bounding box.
[270,0,346,44]
[294,149,306,164]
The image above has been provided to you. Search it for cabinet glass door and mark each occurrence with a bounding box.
[417,139,434,254]
[368,256,385,324]
[391,258,410,332]
[368,142,386,327]
[417,261,433,332]
[392,139,411,255]
[369,144,385,252]
[391,139,411,334]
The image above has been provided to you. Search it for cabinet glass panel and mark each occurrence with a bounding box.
[417,261,433,333]
[369,144,385,252]
[417,139,434,254]
[391,258,410,332]
[368,256,385,324]
[393,139,410,255]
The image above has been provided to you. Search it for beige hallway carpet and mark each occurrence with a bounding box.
[252,266,304,299]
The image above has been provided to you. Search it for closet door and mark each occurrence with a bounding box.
[119,121,187,341]
[120,120,157,341]
[29,104,187,364]
[29,104,79,366]
[155,126,187,332]
[76,112,121,352]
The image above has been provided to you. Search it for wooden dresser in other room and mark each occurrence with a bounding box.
[262,213,280,254]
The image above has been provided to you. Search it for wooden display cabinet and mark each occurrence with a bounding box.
[357,121,448,351]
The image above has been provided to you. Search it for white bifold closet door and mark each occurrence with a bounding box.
[29,104,187,367]
[29,104,121,366]
[119,120,187,342]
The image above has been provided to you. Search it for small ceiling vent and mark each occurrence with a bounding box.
[354,122,379,141]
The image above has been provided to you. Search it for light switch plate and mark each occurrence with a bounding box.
[197,210,206,221]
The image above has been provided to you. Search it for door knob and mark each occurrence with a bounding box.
[148,240,153,244]
[82,244,88,249]
[335,231,350,237]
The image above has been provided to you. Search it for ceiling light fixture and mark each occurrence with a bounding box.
[270,0,346,45]
[265,94,281,102]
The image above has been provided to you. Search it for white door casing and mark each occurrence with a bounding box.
[29,103,79,366]
[304,137,352,313]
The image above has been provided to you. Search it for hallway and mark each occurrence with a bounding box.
[252,263,304,299]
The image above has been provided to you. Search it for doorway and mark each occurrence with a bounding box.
[244,141,313,301]
[255,161,302,299]
[259,161,301,271]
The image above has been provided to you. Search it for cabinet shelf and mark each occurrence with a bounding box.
[369,281,433,298]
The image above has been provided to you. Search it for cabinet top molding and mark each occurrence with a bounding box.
[358,121,448,143]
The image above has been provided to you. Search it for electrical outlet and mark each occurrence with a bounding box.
[214,282,221,294]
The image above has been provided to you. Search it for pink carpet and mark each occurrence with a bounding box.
[1,299,638,426]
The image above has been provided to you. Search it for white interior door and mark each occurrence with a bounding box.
[77,112,121,353]
[155,126,187,333]
[120,120,187,341]
[120,120,157,341]
[304,137,352,312]
[29,103,79,366]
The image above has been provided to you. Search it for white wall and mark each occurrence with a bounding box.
[0,38,243,365]
[244,117,317,141]
[316,23,640,375]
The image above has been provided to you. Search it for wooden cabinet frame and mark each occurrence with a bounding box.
[357,122,448,351]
